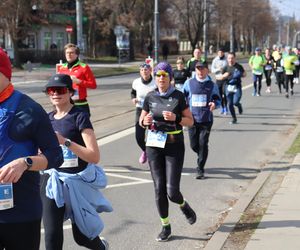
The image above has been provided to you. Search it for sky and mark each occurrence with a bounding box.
[270,0,300,20]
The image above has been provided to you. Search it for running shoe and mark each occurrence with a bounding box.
[229,119,237,124]
[195,170,205,180]
[252,91,256,96]
[291,89,294,95]
[180,201,197,224]
[223,107,228,115]
[285,92,289,98]
[100,237,109,250]
[139,151,147,164]
[156,225,171,242]
[256,93,260,96]
[238,104,243,115]
[219,108,224,115]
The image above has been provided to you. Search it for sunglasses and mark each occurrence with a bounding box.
[46,87,68,95]
[155,70,169,78]
[140,63,151,69]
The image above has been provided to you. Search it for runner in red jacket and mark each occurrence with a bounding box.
[57,43,97,116]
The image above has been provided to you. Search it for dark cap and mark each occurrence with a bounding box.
[140,62,151,69]
[45,74,74,91]
[195,61,208,69]
[255,47,262,51]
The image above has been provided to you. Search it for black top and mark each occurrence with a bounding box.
[49,106,93,173]
[143,89,188,132]
[173,68,190,85]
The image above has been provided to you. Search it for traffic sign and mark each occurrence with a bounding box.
[66,25,73,33]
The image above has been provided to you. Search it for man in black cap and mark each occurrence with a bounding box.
[183,61,220,179]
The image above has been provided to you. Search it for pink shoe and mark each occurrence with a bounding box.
[139,151,147,164]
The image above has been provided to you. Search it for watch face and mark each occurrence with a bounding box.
[25,157,33,166]
[64,139,71,147]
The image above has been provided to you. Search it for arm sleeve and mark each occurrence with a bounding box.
[142,94,150,112]
[80,65,97,89]
[211,83,221,108]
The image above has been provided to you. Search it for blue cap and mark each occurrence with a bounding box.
[255,47,262,51]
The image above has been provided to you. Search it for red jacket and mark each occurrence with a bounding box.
[58,61,97,101]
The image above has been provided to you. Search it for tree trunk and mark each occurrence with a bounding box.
[12,38,21,69]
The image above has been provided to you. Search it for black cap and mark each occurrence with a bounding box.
[45,74,74,91]
[195,61,208,68]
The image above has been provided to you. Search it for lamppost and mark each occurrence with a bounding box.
[154,0,159,64]
[76,0,83,51]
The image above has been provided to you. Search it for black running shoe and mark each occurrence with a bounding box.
[238,104,243,115]
[195,171,205,180]
[180,202,197,225]
[156,224,171,242]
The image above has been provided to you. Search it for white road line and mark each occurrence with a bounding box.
[97,127,134,146]
[41,224,72,234]
[106,180,152,189]
[106,172,151,182]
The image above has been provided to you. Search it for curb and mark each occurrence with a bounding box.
[204,123,300,250]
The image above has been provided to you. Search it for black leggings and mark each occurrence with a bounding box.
[275,72,284,93]
[147,141,185,218]
[0,219,41,250]
[264,70,272,87]
[285,74,294,93]
[40,174,105,250]
[135,108,146,151]
[217,81,227,108]
[253,74,262,94]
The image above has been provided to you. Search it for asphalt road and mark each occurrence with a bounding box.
[12,64,300,249]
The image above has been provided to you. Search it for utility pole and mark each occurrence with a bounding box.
[76,0,83,52]
[203,0,208,59]
[286,18,290,46]
[154,0,159,64]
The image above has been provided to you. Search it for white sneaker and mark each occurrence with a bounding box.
[100,237,109,250]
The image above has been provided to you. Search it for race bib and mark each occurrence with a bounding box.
[191,94,207,107]
[265,65,272,71]
[60,145,79,168]
[146,130,167,148]
[294,60,300,66]
[276,67,283,73]
[253,70,262,75]
[0,183,13,210]
[227,85,237,93]
[285,69,293,75]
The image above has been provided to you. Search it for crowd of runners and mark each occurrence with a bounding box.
[1,41,299,250]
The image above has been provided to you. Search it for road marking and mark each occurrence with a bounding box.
[97,127,134,146]
[105,172,152,188]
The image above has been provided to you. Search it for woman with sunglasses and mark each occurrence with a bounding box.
[139,62,196,242]
[41,74,112,250]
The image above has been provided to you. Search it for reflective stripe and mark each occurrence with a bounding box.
[74,102,88,106]
[166,130,182,135]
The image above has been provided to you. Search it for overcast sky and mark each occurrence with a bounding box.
[270,0,300,20]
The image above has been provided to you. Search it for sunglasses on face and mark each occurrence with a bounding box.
[140,63,151,69]
[46,87,68,95]
[155,70,169,78]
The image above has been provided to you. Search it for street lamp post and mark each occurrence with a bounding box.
[154,0,159,64]
[76,0,83,51]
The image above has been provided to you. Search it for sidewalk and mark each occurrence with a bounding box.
[244,153,300,250]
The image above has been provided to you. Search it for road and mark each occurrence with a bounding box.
[12,64,300,249]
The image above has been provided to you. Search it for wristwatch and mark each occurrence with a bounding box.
[64,139,72,148]
[24,157,33,170]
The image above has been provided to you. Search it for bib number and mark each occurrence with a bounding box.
[227,85,237,93]
[0,183,13,210]
[276,67,283,73]
[146,130,167,148]
[265,65,272,71]
[191,94,207,107]
[253,70,262,75]
[60,145,79,168]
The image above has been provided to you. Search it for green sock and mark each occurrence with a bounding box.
[160,217,170,226]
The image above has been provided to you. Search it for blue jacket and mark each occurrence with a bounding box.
[183,76,220,123]
[44,164,113,239]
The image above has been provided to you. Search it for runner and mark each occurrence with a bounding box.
[249,47,266,96]
[293,47,300,84]
[221,52,246,124]
[183,61,220,179]
[41,74,112,250]
[172,56,190,92]
[273,49,284,94]
[131,63,156,164]
[186,48,206,78]
[0,48,63,250]
[263,48,274,93]
[211,47,228,114]
[282,46,298,98]
[57,43,97,116]
[139,62,196,242]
